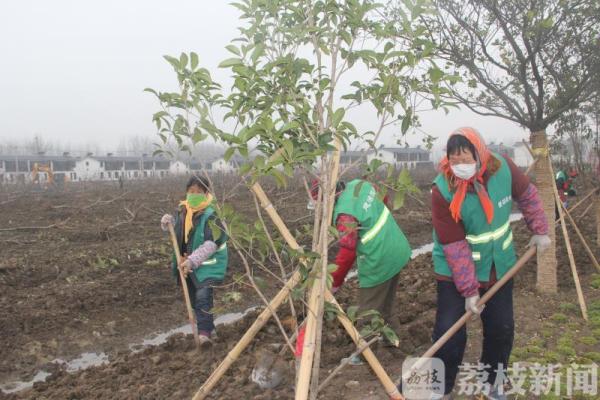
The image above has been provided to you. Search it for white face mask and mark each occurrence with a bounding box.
[451,163,477,180]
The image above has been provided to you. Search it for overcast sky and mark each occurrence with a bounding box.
[0,0,530,154]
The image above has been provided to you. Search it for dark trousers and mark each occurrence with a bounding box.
[432,279,514,395]
[358,272,400,332]
[186,278,222,336]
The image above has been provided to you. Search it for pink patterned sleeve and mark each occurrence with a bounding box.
[443,240,480,297]
[515,183,548,235]
[188,241,218,268]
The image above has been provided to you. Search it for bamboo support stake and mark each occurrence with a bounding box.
[192,271,303,400]
[560,203,600,273]
[296,273,321,400]
[567,188,598,215]
[251,183,301,249]
[522,140,538,177]
[578,202,594,220]
[524,158,538,176]
[553,188,599,224]
[167,224,200,347]
[549,158,588,321]
[325,291,404,399]
[597,194,600,248]
[310,140,342,399]
[317,336,379,393]
[522,139,534,156]
[402,246,537,382]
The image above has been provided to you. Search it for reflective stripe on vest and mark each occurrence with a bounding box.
[502,232,513,250]
[202,243,227,265]
[361,207,390,244]
[465,220,510,245]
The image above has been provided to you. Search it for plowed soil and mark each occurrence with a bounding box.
[2,179,598,399]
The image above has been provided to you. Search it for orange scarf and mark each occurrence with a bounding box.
[179,193,213,243]
[438,127,494,224]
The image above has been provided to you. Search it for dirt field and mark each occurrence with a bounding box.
[1,178,599,399]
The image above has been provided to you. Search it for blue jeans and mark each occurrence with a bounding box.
[432,279,514,394]
[186,278,222,336]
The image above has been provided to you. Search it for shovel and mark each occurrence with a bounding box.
[251,346,288,389]
[167,223,201,347]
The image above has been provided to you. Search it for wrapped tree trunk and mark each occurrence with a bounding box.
[531,130,557,293]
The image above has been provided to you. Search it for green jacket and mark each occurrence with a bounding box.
[333,179,411,288]
[432,153,516,281]
[172,206,228,284]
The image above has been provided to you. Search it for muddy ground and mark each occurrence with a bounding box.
[2,178,598,399]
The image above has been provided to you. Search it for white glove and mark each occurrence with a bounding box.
[179,258,193,277]
[465,295,484,315]
[160,214,174,231]
[528,234,551,253]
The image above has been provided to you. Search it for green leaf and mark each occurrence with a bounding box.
[218,58,244,68]
[393,191,405,210]
[224,147,235,161]
[283,140,293,157]
[190,52,198,69]
[251,43,265,64]
[271,169,287,187]
[163,55,180,70]
[332,107,345,128]
[239,163,252,175]
[225,45,241,56]
[347,306,358,321]
[382,326,399,347]
[179,53,188,68]
[357,309,381,319]
[429,67,443,83]
[254,276,269,291]
[540,17,553,29]
[401,114,411,134]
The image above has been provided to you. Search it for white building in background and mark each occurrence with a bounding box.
[339,151,368,168]
[0,153,78,184]
[0,153,215,184]
[209,156,237,173]
[367,147,433,170]
[513,141,535,168]
[169,160,189,176]
[73,156,103,181]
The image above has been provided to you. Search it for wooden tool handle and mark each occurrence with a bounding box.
[167,223,200,345]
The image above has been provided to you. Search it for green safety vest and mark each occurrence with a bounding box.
[333,179,411,288]
[172,206,229,283]
[432,154,517,282]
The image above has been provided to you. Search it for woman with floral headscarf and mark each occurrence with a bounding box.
[430,128,550,400]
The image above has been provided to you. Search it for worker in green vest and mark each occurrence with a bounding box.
[160,175,228,346]
[556,168,578,199]
[321,179,411,340]
[430,128,550,400]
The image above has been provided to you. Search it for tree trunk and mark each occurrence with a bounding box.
[531,130,557,293]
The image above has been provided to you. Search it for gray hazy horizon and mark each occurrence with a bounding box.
[0,0,530,154]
